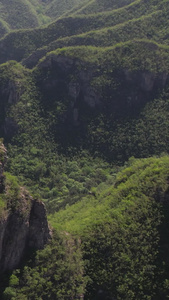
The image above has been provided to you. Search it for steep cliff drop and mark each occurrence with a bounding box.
[0,140,50,274]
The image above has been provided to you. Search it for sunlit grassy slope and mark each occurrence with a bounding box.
[48,155,169,299]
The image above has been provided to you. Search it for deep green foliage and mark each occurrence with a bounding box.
[0,18,9,38]
[32,42,169,163]
[3,156,169,299]
[0,0,168,64]
[49,10,169,49]
[0,39,169,211]
[0,0,39,32]
[2,231,85,300]
[0,61,113,213]
[4,172,20,210]
[49,156,169,299]
[45,0,85,19]
[0,0,93,39]
[1,0,169,298]
[72,0,135,15]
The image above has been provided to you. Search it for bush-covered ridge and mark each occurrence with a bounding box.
[0,0,40,32]
[72,0,137,15]
[0,0,90,37]
[45,9,169,51]
[0,0,168,65]
[49,156,169,233]
[41,40,169,71]
[44,0,86,20]
[48,156,169,299]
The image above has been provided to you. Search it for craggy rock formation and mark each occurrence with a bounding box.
[38,54,169,126]
[0,142,50,274]
[0,195,50,274]
[39,54,101,114]
[0,54,169,142]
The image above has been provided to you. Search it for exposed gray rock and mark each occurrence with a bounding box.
[83,86,100,108]
[0,189,50,274]
[68,81,80,100]
[124,70,168,92]
[28,200,50,249]
[0,143,50,274]
[38,55,169,124]
[38,55,102,126]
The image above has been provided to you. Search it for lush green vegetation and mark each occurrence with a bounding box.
[0,0,169,298]
[48,155,169,299]
[3,156,169,299]
[0,140,31,216]
[0,0,168,64]
[32,42,169,162]
[0,38,168,211]
[73,0,136,15]
[0,0,39,33]
[2,231,85,300]
[0,0,93,39]
[45,0,85,20]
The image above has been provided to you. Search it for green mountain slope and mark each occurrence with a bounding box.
[0,18,9,37]
[45,0,87,19]
[3,155,169,299]
[0,0,167,66]
[72,0,135,15]
[0,39,168,209]
[49,155,169,299]
[0,0,169,298]
[0,0,163,42]
[0,0,40,31]
[0,0,91,39]
[47,9,169,50]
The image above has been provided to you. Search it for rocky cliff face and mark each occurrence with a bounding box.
[38,54,102,128]
[0,142,50,274]
[38,54,169,125]
[0,54,168,142]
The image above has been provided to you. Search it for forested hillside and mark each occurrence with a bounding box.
[0,0,169,299]
[3,156,169,299]
[0,0,92,38]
